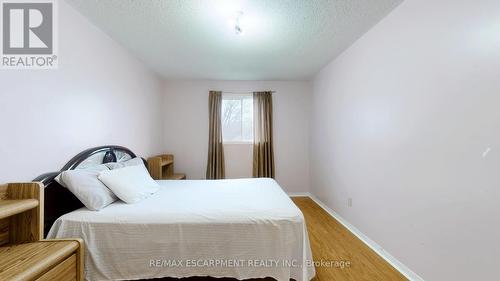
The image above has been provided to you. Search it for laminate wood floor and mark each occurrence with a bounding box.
[292,197,407,281]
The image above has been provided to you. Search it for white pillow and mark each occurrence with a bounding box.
[98,165,160,204]
[105,157,145,170]
[55,164,117,211]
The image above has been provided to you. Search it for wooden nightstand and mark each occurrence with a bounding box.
[147,154,186,180]
[0,182,84,281]
[0,239,84,280]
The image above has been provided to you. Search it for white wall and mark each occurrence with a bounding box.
[0,1,164,183]
[163,80,311,194]
[311,0,500,280]
[224,143,253,179]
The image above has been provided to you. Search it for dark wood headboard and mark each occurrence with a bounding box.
[33,145,144,237]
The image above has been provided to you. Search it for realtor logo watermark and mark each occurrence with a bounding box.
[1,0,58,69]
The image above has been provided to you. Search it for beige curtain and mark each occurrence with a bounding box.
[206,91,225,179]
[253,91,275,178]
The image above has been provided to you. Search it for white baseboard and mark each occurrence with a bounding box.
[305,194,424,281]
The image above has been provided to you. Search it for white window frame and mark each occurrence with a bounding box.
[221,93,253,144]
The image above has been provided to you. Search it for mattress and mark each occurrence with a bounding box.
[47,178,315,281]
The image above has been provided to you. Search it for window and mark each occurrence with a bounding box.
[222,94,253,143]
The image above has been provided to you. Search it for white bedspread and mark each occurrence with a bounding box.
[47,178,315,281]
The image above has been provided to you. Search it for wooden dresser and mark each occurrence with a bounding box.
[147,154,186,180]
[0,182,84,281]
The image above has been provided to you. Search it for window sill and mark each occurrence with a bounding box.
[223,141,253,145]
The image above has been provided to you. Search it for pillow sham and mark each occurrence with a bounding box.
[55,164,117,211]
[105,157,145,170]
[98,165,160,204]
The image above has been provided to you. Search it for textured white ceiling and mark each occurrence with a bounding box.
[66,0,402,80]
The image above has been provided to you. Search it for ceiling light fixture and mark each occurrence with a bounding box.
[230,11,244,35]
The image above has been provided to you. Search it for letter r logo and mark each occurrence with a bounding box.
[2,2,53,54]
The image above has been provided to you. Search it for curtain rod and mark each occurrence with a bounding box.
[220,91,276,94]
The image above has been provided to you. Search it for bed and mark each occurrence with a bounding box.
[35,146,315,281]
